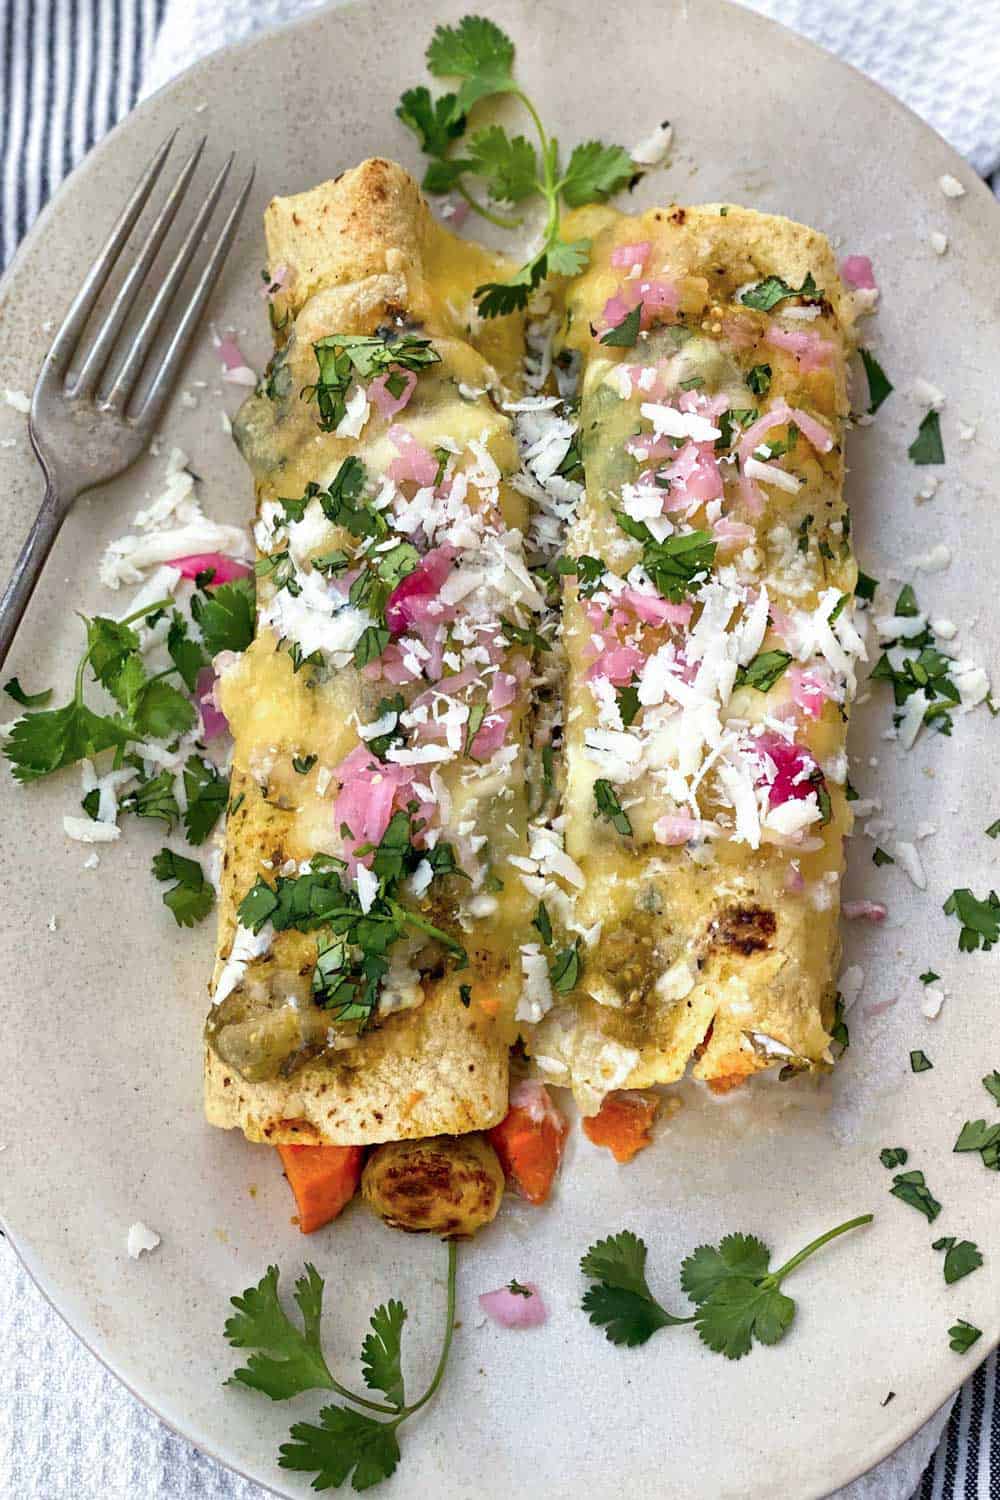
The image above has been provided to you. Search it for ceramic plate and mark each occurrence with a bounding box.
[2,1,998,1495]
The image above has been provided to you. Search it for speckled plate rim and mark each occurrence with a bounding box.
[1,2,999,1497]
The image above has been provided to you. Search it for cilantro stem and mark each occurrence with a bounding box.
[456,181,522,231]
[392,901,466,956]
[114,597,175,630]
[399,1239,458,1420]
[769,1214,874,1286]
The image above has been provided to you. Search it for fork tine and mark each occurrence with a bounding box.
[38,132,176,389]
[68,138,207,400]
[134,167,256,429]
[100,153,235,411]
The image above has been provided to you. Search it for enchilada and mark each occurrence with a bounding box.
[204,159,542,1145]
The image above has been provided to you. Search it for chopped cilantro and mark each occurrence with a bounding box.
[550,942,582,994]
[854,570,878,603]
[734,650,792,693]
[931,1237,983,1285]
[600,302,643,347]
[908,409,945,466]
[306,335,440,431]
[859,348,893,414]
[740,272,820,311]
[943,888,1000,951]
[191,577,255,655]
[919,970,940,985]
[879,1147,908,1169]
[152,848,214,928]
[910,1050,933,1073]
[889,1168,940,1221]
[948,1320,982,1354]
[746,363,772,397]
[3,677,52,707]
[593,778,632,837]
[873,847,895,867]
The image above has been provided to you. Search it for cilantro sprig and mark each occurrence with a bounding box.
[226,1243,459,1493]
[3,597,191,784]
[397,16,634,317]
[152,848,214,928]
[581,1215,873,1360]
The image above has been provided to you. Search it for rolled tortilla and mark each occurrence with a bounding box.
[522,203,862,1110]
[205,160,538,1144]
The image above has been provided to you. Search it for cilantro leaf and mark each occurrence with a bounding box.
[152,848,214,928]
[191,578,255,655]
[226,1264,334,1401]
[560,141,635,208]
[948,1319,982,1354]
[546,237,591,278]
[183,755,229,845]
[550,942,582,994]
[121,768,180,828]
[167,611,208,692]
[746,363,772,398]
[943,888,1000,951]
[395,85,464,158]
[740,272,820,311]
[859,348,893,414]
[600,302,643,347]
[593,778,632,836]
[426,14,514,82]
[532,901,553,946]
[735,650,792,693]
[85,616,140,691]
[855,570,879,603]
[130,678,196,741]
[280,1405,401,1492]
[580,1231,691,1347]
[694,1278,795,1359]
[953,1119,1000,1158]
[4,699,131,783]
[983,1071,1000,1106]
[879,1147,908,1168]
[474,257,545,319]
[932,1237,983,1285]
[464,126,537,203]
[680,1234,771,1303]
[908,409,945,465]
[910,1049,933,1072]
[3,677,52,707]
[361,1301,407,1409]
[890,1169,941,1221]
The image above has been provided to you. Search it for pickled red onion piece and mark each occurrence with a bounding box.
[610,241,651,270]
[195,667,228,739]
[166,552,252,584]
[385,544,455,634]
[368,368,417,419]
[765,324,835,373]
[840,255,876,291]
[479,1283,548,1328]
[387,425,440,486]
[843,900,887,923]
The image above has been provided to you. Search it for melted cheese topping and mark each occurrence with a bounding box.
[522,203,860,1106]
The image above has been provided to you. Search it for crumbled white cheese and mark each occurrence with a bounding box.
[214,923,274,1004]
[910,378,946,411]
[906,543,951,573]
[938,173,965,198]
[355,866,378,914]
[335,383,370,439]
[516,944,553,1023]
[127,1222,161,1258]
[630,121,673,167]
[921,983,947,1019]
[930,231,948,255]
[893,840,927,890]
[640,401,720,443]
[63,816,120,844]
[744,456,801,495]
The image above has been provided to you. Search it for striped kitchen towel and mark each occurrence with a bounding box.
[0,4,997,1500]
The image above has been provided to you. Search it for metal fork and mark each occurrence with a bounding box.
[0,134,255,671]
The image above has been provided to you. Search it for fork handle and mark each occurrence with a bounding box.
[0,478,70,674]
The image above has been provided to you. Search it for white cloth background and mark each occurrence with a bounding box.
[3,1,999,1497]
